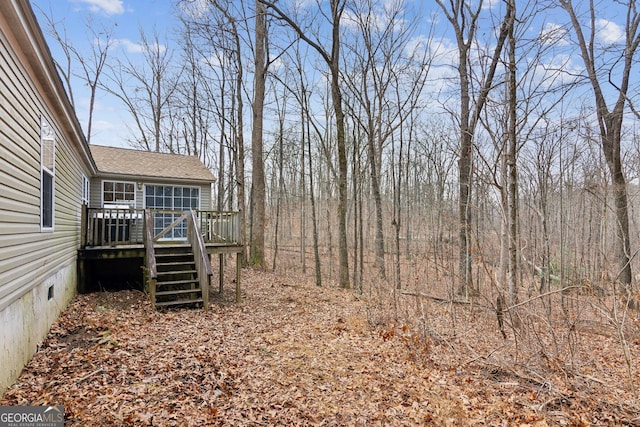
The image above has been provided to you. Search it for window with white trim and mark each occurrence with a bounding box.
[102,180,135,207]
[40,116,55,230]
[145,185,200,239]
[81,174,90,205]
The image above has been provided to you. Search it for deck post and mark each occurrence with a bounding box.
[219,253,224,293]
[149,278,156,307]
[77,257,86,294]
[235,251,241,303]
[203,274,209,310]
[80,205,87,247]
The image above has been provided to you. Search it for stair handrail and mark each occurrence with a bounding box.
[188,209,212,309]
[144,209,158,305]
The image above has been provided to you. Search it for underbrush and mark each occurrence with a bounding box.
[272,247,640,422]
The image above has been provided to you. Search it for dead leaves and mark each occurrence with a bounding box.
[1,269,639,425]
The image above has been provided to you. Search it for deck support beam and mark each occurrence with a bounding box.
[149,278,156,307]
[219,253,224,293]
[236,252,241,303]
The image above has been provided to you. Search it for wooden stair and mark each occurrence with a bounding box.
[153,245,204,308]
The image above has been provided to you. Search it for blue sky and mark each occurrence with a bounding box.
[30,0,635,150]
[32,0,176,147]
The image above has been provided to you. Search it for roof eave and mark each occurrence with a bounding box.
[7,0,97,175]
[94,172,216,185]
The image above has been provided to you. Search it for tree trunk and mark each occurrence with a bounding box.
[560,0,638,293]
[507,1,518,306]
[235,51,247,265]
[217,78,226,211]
[300,98,307,273]
[367,125,386,279]
[258,0,349,286]
[329,0,349,289]
[250,0,267,268]
[307,109,322,287]
[272,105,285,271]
[604,128,632,290]
[436,0,514,297]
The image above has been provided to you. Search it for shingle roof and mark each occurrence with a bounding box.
[90,145,215,182]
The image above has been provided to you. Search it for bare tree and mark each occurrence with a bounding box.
[79,22,113,145]
[173,18,217,163]
[435,0,515,296]
[260,0,350,288]
[103,28,180,151]
[36,8,113,143]
[269,41,324,286]
[36,6,76,107]
[191,0,249,263]
[341,0,431,280]
[559,0,640,294]
[303,80,323,287]
[271,87,288,270]
[250,0,268,268]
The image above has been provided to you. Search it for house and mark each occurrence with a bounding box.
[88,144,216,245]
[89,144,216,214]
[0,1,241,396]
[78,145,241,305]
[0,0,96,396]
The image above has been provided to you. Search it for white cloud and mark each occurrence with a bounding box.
[202,48,231,70]
[430,38,458,68]
[596,19,624,44]
[481,0,501,10]
[111,38,166,55]
[539,22,569,46]
[178,0,210,20]
[72,0,124,16]
[112,38,144,53]
[292,0,317,8]
[270,57,284,72]
[343,8,404,33]
[533,53,584,90]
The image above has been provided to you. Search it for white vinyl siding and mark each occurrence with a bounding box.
[0,18,91,311]
[0,1,97,395]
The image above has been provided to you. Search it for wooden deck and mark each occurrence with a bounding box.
[78,208,243,307]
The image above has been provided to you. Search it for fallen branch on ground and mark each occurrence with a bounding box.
[400,291,470,305]
[75,368,104,384]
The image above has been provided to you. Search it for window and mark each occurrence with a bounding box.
[145,185,200,239]
[42,170,53,227]
[102,180,135,207]
[145,185,199,210]
[40,116,55,230]
[81,175,90,205]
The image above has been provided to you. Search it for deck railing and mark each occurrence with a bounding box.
[188,210,212,309]
[82,207,241,247]
[144,209,158,306]
[196,210,240,244]
[83,207,144,246]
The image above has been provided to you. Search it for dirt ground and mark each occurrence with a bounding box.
[1,266,639,426]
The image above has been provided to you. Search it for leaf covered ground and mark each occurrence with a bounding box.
[2,268,639,425]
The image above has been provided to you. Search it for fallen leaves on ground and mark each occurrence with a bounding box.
[2,268,639,425]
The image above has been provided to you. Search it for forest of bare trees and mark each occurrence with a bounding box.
[40,0,640,347]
